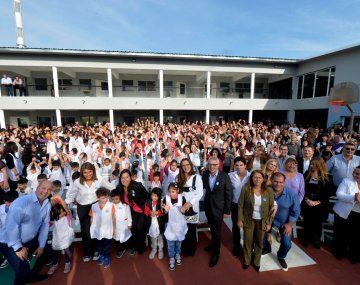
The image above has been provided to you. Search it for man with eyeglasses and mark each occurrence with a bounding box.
[202,157,232,267]
[326,141,360,187]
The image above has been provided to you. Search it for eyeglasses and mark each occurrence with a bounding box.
[208,163,219,166]
[346,148,356,151]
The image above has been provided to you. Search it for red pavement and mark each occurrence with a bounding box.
[42,225,360,285]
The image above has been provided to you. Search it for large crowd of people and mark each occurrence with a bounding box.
[0,119,359,284]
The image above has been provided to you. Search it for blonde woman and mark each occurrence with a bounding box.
[263,159,278,186]
[302,157,335,248]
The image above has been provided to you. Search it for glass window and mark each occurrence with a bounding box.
[297,76,303,99]
[235,83,250,98]
[122,80,133,91]
[34,78,47,90]
[220,82,230,93]
[79,79,91,89]
[180,83,186,95]
[101,82,108,91]
[302,73,315,98]
[314,69,329,97]
[138,81,156,91]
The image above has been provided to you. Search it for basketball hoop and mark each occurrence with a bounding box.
[329,100,345,113]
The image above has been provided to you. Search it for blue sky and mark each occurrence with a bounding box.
[1,0,360,59]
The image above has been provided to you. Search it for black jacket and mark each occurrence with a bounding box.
[202,170,232,221]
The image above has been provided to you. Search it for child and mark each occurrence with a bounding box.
[162,183,188,270]
[48,203,74,275]
[111,189,132,258]
[52,180,65,201]
[0,191,19,269]
[26,159,41,191]
[90,188,115,268]
[150,171,162,191]
[48,158,66,190]
[110,169,120,188]
[100,158,112,182]
[16,177,32,197]
[145,187,165,260]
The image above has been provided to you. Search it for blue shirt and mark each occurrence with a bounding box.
[273,187,300,228]
[5,192,50,251]
[326,154,360,186]
[209,171,219,191]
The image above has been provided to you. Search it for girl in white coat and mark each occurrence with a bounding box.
[111,189,132,258]
[162,183,188,270]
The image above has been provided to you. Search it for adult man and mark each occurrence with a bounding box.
[326,141,360,187]
[1,74,14,96]
[287,134,302,159]
[1,180,52,285]
[262,172,300,271]
[228,156,250,256]
[276,144,290,170]
[297,146,314,174]
[13,76,25,96]
[202,156,232,267]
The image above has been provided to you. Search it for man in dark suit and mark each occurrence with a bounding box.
[297,146,314,174]
[202,157,232,267]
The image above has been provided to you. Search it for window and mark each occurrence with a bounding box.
[58,79,72,90]
[297,76,303,99]
[34,78,47,90]
[314,69,329,97]
[255,83,264,94]
[179,83,186,95]
[122,80,133,91]
[101,82,108,91]
[302,73,315,98]
[138,81,156,91]
[220,82,230,93]
[79,79,92,89]
[235,83,250,98]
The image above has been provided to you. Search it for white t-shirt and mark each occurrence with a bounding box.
[252,194,262,220]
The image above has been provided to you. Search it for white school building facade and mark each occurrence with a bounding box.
[0,45,359,130]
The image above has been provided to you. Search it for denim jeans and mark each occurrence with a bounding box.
[0,237,51,285]
[167,240,182,258]
[98,239,111,258]
[263,225,292,260]
[4,85,14,96]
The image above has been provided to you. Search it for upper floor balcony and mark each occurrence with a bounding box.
[0,67,294,100]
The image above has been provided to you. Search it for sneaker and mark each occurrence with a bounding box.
[128,248,136,256]
[116,250,126,259]
[83,256,91,263]
[0,259,8,269]
[47,263,59,275]
[64,262,71,274]
[158,249,164,260]
[278,258,288,271]
[169,258,175,270]
[92,252,100,261]
[103,257,110,269]
[149,249,157,259]
[97,255,104,265]
[175,254,182,265]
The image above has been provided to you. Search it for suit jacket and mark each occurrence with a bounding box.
[202,170,232,221]
[238,185,274,230]
[297,157,309,174]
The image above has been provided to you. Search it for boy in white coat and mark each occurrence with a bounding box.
[90,188,115,268]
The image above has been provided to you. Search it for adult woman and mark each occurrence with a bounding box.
[177,158,203,257]
[302,157,334,248]
[281,158,305,203]
[2,141,23,191]
[65,162,115,262]
[238,170,274,271]
[333,166,360,263]
[262,158,278,186]
[117,169,149,255]
[246,146,267,172]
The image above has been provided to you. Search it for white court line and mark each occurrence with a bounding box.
[223,217,316,272]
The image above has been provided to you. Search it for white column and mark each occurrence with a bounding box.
[159,70,164,99]
[109,109,114,131]
[107,68,113,98]
[55,109,61,127]
[250,72,255,99]
[159,109,164,125]
[206,110,210,124]
[248,110,253,124]
[52,67,59,97]
[287,110,295,124]
[206,71,211,99]
[0,110,5,128]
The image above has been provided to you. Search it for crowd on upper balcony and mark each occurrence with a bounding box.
[0,119,359,284]
[1,73,26,96]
